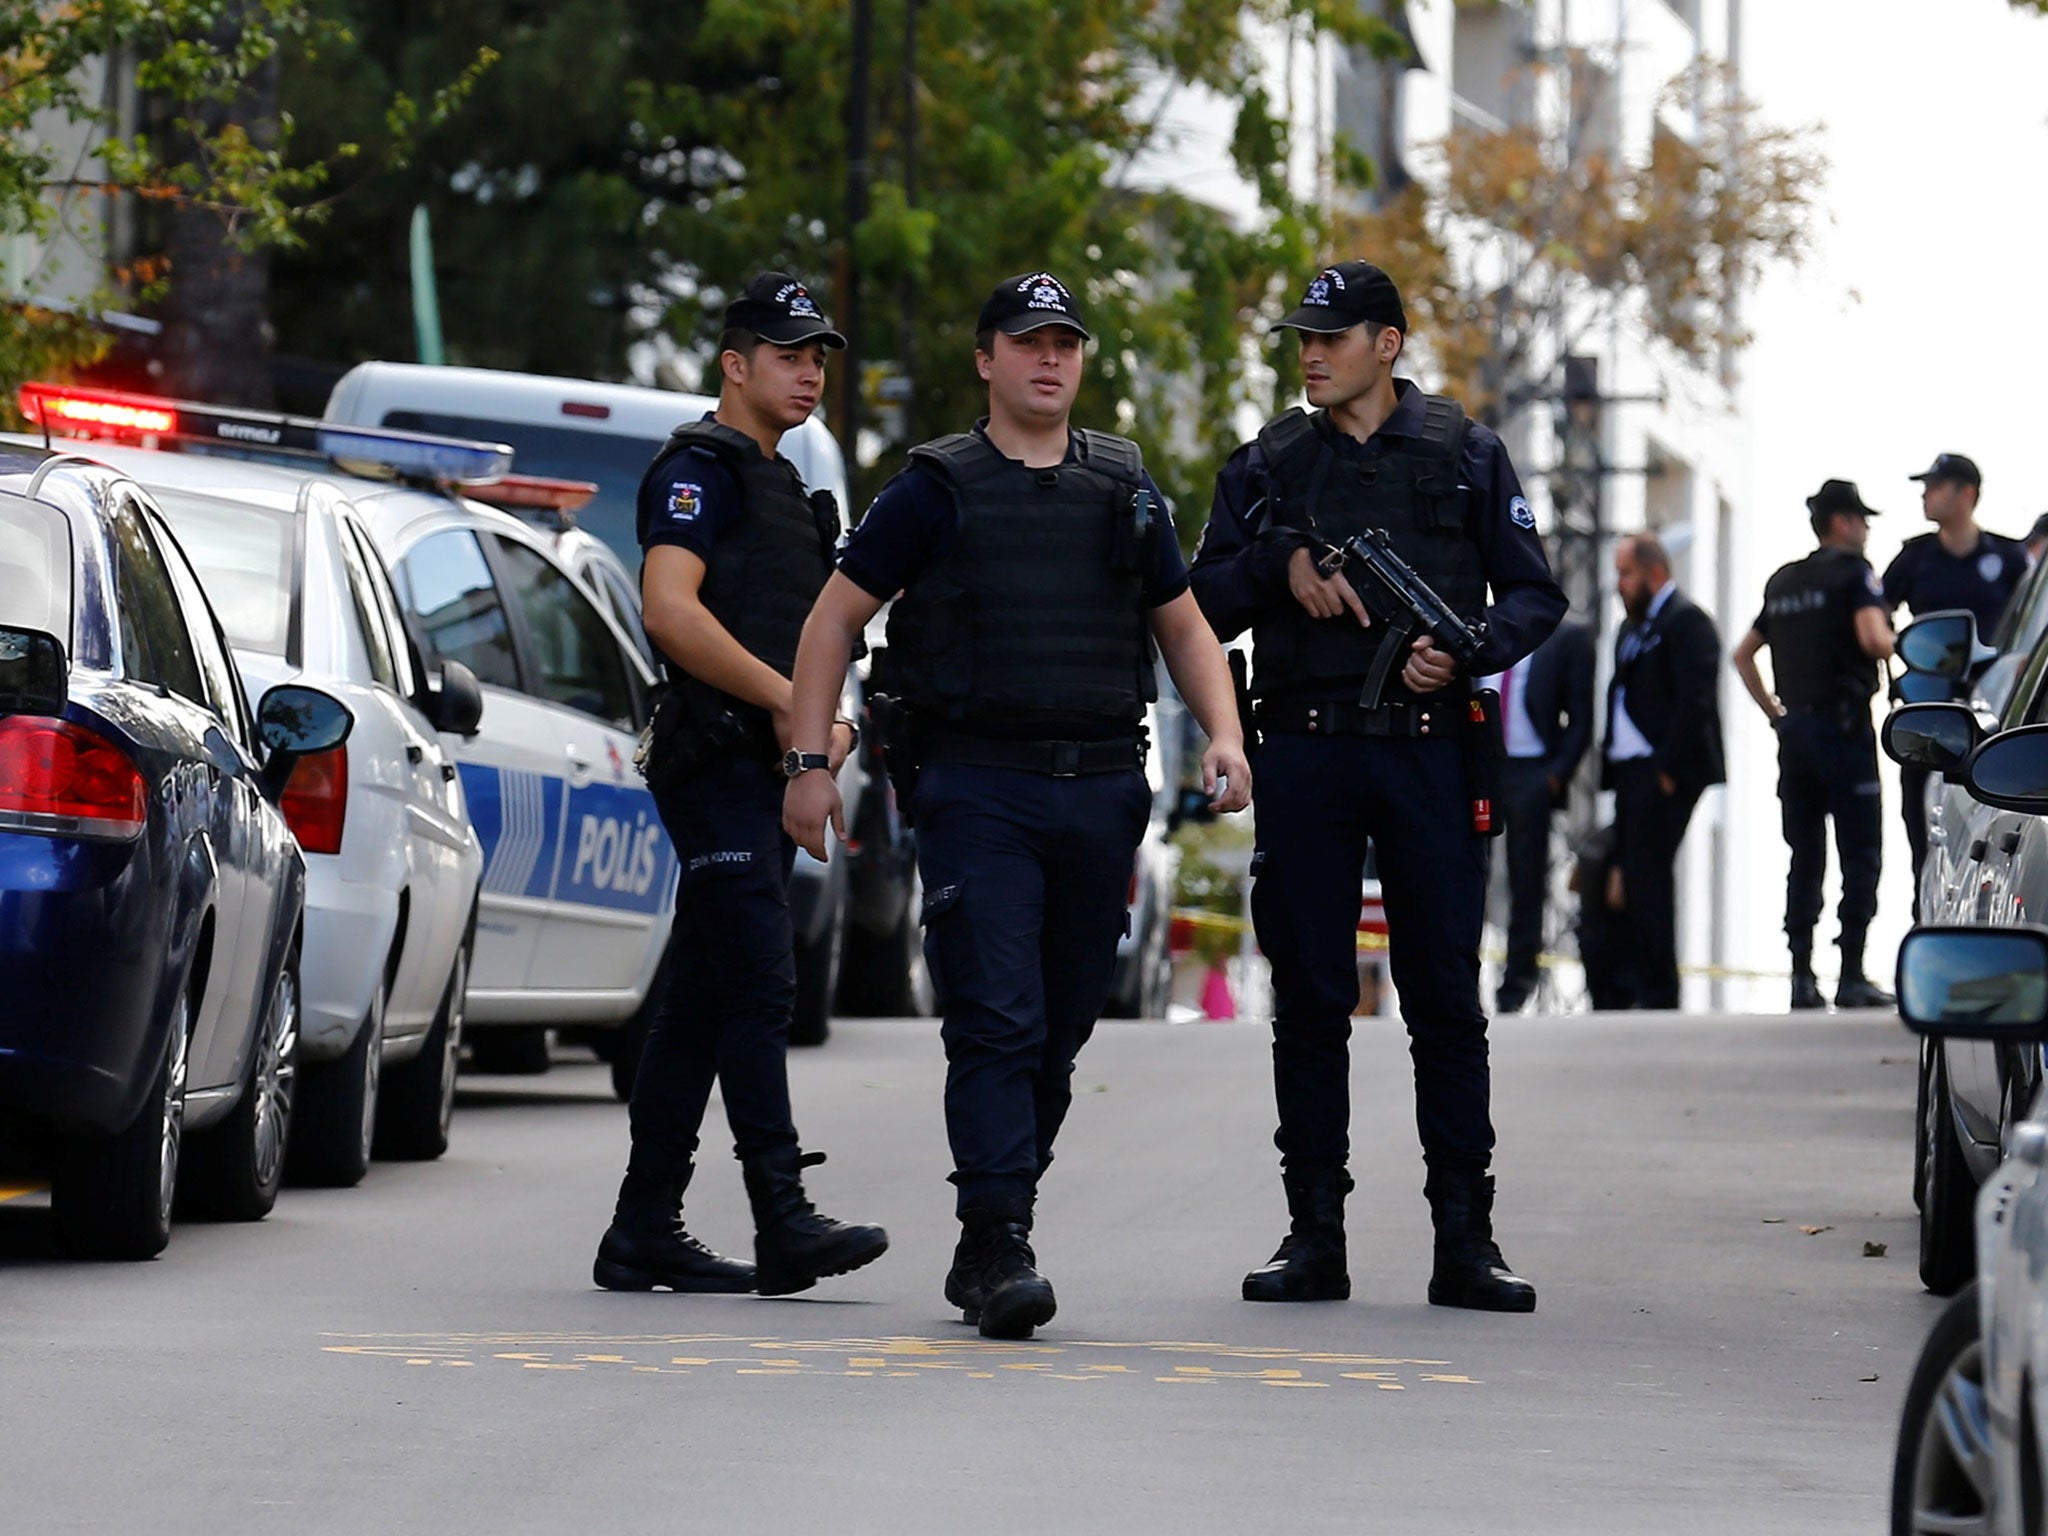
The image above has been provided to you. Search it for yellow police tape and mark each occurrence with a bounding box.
[1169,907,1798,982]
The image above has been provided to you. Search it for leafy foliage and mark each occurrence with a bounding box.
[1340,61,1823,427]
[269,0,1411,514]
[0,1,490,399]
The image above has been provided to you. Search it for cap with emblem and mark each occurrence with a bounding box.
[1275,260,1408,336]
[1805,478,1881,521]
[1908,452,1981,488]
[977,271,1091,340]
[723,271,847,348]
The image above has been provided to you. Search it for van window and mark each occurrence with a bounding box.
[493,538,636,729]
[393,529,520,690]
[381,411,657,562]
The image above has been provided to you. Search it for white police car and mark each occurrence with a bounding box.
[13,384,487,1180]
[17,384,676,1089]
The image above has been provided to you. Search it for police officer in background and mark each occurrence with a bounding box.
[784,271,1251,1339]
[593,272,887,1297]
[1190,261,1564,1314]
[1732,479,1897,1011]
[1882,452,2025,911]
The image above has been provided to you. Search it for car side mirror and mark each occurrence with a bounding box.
[1881,702,1982,772]
[256,684,354,799]
[1891,669,1955,706]
[1963,723,2048,812]
[429,660,484,738]
[1167,785,1217,833]
[1897,925,2048,1040]
[1897,610,1991,679]
[0,627,66,716]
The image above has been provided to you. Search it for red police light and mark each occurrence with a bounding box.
[19,383,178,439]
[467,474,599,514]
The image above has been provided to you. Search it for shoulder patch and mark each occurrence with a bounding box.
[1865,568,1883,598]
[1979,550,2005,583]
[1509,495,1536,530]
[666,482,704,523]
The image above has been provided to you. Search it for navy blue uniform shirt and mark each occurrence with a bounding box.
[636,413,747,561]
[840,423,1189,606]
[1189,379,1566,692]
[1881,529,2027,635]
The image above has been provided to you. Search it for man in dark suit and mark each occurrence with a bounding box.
[1601,532,1726,1010]
[1486,618,1596,1013]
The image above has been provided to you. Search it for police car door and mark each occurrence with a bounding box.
[389,525,566,1005]
[485,534,674,999]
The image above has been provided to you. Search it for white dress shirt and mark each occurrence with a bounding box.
[1607,582,1675,762]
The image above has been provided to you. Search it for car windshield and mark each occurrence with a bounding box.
[378,410,654,564]
[150,491,298,656]
[0,495,71,642]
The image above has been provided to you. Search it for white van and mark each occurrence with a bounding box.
[323,362,849,566]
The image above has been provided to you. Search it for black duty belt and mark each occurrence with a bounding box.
[921,732,1145,777]
[1255,698,1462,739]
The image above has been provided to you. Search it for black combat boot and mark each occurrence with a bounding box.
[592,1168,755,1293]
[1833,933,1894,1009]
[740,1147,889,1297]
[948,1206,1057,1340]
[1789,970,1825,1010]
[1242,1165,1353,1302]
[1425,1171,1537,1313]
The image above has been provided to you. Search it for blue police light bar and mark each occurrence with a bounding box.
[19,382,513,484]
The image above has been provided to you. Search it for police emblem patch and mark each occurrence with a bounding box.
[667,482,703,521]
[1980,551,2004,583]
[1509,495,1536,530]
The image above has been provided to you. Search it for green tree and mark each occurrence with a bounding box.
[270,0,1409,514]
[0,1,488,403]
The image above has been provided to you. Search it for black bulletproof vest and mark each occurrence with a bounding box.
[1248,399,1484,697]
[884,429,1157,727]
[636,420,837,682]
[1761,547,1880,710]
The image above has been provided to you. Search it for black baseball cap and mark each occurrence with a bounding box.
[1275,260,1408,335]
[1806,478,1881,520]
[722,272,846,348]
[1909,452,1981,488]
[977,271,1091,340]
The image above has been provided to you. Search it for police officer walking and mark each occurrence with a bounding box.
[1732,479,1897,1011]
[1189,261,1564,1313]
[784,271,1252,1339]
[592,272,888,1296]
[1882,452,2026,911]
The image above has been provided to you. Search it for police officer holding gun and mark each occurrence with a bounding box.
[1190,260,1564,1313]
[785,271,1250,1339]
[592,272,887,1297]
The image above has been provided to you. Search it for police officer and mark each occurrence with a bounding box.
[1190,260,1564,1313]
[783,271,1252,1339]
[1882,452,2025,911]
[592,272,888,1296]
[1732,479,1897,1011]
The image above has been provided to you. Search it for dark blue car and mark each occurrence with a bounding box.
[0,446,352,1259]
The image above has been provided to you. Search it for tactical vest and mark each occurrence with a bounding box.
[883,429,1158,727]
[1248,398,1484,697]
[1761,547,1879,710]
[636,419,838,685]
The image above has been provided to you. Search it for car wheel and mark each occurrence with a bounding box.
[1890,1281,1993,1536]
[467,1024,551,1075]
[837,873,933,1018]
[791,894,846,1047]
[52,992,189,1261]
[182,948,299,1222]
[290,979,383,1188]
[1921,1051,1979,1296]
[375,942,466,1161]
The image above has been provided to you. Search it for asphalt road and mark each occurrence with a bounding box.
[1,1009,1937,1535]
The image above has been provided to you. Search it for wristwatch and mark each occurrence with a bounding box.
[781,749,832,779]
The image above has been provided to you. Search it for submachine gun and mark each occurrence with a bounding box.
[1317,526,1488,712]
